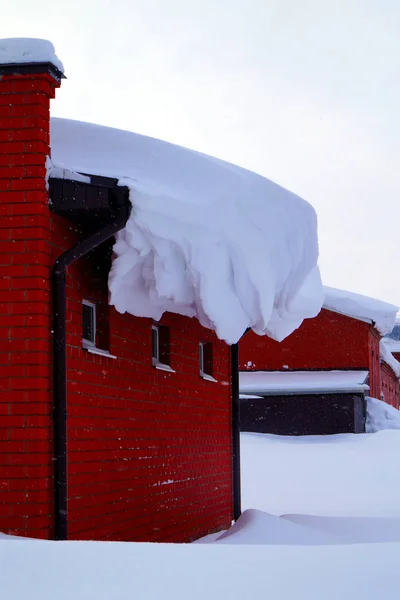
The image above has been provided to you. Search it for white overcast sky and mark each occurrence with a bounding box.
[2,0,400,305]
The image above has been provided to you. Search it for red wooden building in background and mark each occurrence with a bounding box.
[240,289,400,433]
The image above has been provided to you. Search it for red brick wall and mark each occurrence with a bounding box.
[0,72,60,538]
[55,222,233,542]
[0,70,233,542]
[240,309,371,372]
[67,302,232,541]
[380,363,399,409]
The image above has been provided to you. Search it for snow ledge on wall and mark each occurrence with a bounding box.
[0,38,64,73]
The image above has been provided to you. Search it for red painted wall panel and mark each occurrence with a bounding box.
[380,363,399,409]
[240,309,371,372]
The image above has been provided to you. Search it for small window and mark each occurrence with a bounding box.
[152,325,171,367]
[152,325,159,362]
[82,300,96,347]
[200,342,213,378]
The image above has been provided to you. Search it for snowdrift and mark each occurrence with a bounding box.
[366,397,400,433]
[214,508,341,545]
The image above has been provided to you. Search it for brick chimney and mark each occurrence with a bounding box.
[0,39,64,538]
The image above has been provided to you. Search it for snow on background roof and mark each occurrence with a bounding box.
[383,339,400,354]
[380,339,400,379]
[383,317,400,353]
[239,370,369,395]
[323,286,398,336]
[50,117,324,344]
[0,38,64,73]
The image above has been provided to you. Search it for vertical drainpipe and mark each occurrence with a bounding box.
[52,190,130,541]
[231,342,241,521]
[231,327,251,522]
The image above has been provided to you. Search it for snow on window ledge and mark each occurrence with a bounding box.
[82,343,117,360]
[200,372,218,383]
[153,360,175,373]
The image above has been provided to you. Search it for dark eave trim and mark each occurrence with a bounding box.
[0,61,65,83]
[49,176,130,227]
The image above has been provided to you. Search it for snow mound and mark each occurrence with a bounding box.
[50,118,323,344]
[0,38,64,73]
[283,514,400,544]
[323,286,398,336]
[214,509,341,545]
[366,397,400,433]
[380,339,400,378]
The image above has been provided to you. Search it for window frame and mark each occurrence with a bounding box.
[199,341,216,381]
[152,325,160,363]
[152,324,174,372]
[199,341,205,375]
[82,300,97,348]
[81,299,116,359]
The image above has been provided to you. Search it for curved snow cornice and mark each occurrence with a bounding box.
[50,117,323,344]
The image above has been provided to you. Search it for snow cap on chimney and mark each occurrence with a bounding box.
[0,38,64,79]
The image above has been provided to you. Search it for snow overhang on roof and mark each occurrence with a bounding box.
[49,117,324,345]
[323,287,398,337]
[382,339,400,354]
[239,370,370,396]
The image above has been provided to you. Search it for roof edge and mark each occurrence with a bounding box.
[0,61,65,82]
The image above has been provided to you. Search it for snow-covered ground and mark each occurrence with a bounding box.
[241,429,400,522]
[2,534,400,600]
[2,401,400,598]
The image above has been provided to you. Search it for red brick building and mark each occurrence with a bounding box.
[380,362,399,409]
[0,49,239,542]
[241,308,383,399]
[382,320,400,364]
[380,333,400,409]
[0,36,325,540]
[240,290,400,428]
